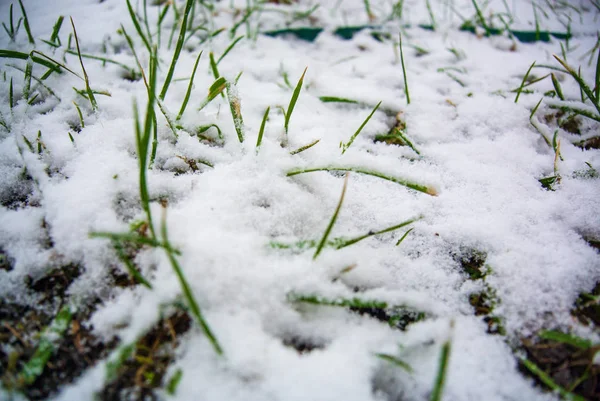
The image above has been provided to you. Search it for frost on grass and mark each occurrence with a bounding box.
[0,0,600,400]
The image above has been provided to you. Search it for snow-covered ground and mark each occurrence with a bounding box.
[1,0,599,400]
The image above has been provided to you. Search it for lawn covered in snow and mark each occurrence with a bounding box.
[0,0,599,400]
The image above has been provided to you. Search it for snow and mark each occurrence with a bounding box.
[1,0,599,400]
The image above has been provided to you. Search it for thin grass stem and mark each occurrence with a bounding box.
[313,174,349,260]
[515,61,536,103]
[285,67,307,135]
[341,101,381,154]
[290,139,320,155]
[18,0,34,45]
[70,18,97,111]
[177,51,203,121]
[399,33,410,105]
[256,106,270,150]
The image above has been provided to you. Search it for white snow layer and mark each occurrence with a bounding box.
[0,0,599,400]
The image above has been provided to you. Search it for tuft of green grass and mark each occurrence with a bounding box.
[285,67,307,135]
[160,0,194,100]
[287,166,438,196]
[2,4,22,42]
[313,173,348,260]
[340,101,381,154]
[553,54,600,115]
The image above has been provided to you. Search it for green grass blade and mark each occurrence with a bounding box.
[166,369,183,395]
[335,216,421,249]
[553,55,600,114]
[70,18,97,111]
[285,67,307,135]
[551,73,565,100]
[160,208,223,355]
[65,49,138,79]
[196,124,223,141]
[89,231,180,253]
[430,336,452,401]
[515,61,536,103]
[376,353,413,373]
[341,101,381,154]
[177,50,203,121]
[313,174,348,260]
[426,0,436,30]
[256,106,270,150]
[471,0,490,34]
[9,77,13,109]
[23,57,32,101]
[399,33,410,105]
[126,0,151,53]
[396,227,414,246]
[19,305,72,385]
[150,110,158,166]
[319,96,359,104]
[538,330,592,349]
[529,97,543,120]
[73,101,84,128]
[287,166,437,196]
[198,76,226,111]
[113,241,152,289]
[595,47,600,101]
[290,139,320,155]
[520,358,587,401]
[105,342,135,382]
[217,35,244,65]
[160,0,194,100]
[49,15,64,45]
[226,81,245,142]
[18,0,34,45]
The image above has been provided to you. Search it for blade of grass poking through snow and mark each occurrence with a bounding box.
[529,97,543,120]
[553,55,600,115]
[71,18,97,111]
[396,227,414,246]
[376,353,413,373]
[539,330,593,349]
[113,241,152,289]
[595,46,600,101]
[160,0,195,100]
[19,305,72,385]
[198,76,226,111]
[341,101,381,154]
[177,50,202,121]
[217,35,244,64]
[126,0,151,53]
[290,139,320,155]
[160,207,223,355]
[196,124,223,141]
[520,358,587,401]
[399,33,410,105]
[285,67,307,135]
[319,96,359,104]
[426,0,437,29]
[73,102,84,128]
[313,174,349,260]
[335,216,421,249]
[515,61,536,103]
[23,57,32,101]
[256,106,270,150]
[226,81,244,142]
[431,325,452,401]
[18,0,34,45]
[9,77,13,109]
[288,166,437,196]
[551,73,565,100]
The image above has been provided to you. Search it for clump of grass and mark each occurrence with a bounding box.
[287,166,437,196]
[285,67,307,135]
[340,101,381,154]
[2,4,22,42]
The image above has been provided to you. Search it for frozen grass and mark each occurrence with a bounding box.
[0,0,599,400]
